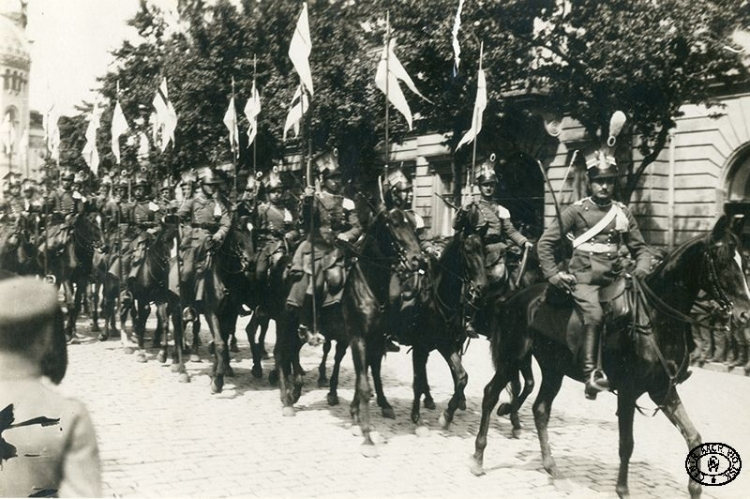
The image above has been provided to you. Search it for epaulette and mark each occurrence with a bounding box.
[573,197,590,206]
[615,201,627,209]
[497,205,511,219]
[342,197,355,211]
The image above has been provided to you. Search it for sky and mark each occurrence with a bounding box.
[26,0,178,116]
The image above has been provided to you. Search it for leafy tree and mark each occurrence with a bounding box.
[70,0,749,206]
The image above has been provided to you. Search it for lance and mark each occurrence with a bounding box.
[466,41,483,204]
[230,76,239,204]
[383,10,391,191]
[300,77,317,337]
[252,55,258,217]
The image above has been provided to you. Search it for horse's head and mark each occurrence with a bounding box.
[441,231,487,305]
[72,213,107,255]
[371,207,424,274]
[702,215,750,324]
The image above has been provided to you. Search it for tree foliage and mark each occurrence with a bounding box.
[55,0,750,202]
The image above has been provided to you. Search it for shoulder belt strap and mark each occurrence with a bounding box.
[572,205,617,249]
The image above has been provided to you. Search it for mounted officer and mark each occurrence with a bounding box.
[177,166,231,308]
[126,174,162,284]
[536,145,651,400]
[255,168,299,291]
[44,168,85,257]
[288,148,362,338]
[384,166,440,258]
[454,154,533,337]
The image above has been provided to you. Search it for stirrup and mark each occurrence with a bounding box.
[385,336,401,353]
[182,307,196,322]
[585,370,610,399]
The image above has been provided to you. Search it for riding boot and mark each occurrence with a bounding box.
[583,324,609,400]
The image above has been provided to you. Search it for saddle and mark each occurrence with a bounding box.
[533,277,634,357]
[287,240,346,309]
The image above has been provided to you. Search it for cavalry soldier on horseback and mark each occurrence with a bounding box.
[454,154,533,337]
[288,149,362,339]
[255,168,299,291]
[536,147,651,399]
[44,168,86,257]
[157,179,178,215]
[385,166,440,258]
[125,174,162,285]
[177,166,231,310]
[1,173,24,223]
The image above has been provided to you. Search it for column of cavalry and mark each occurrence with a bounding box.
[4,143,750,493]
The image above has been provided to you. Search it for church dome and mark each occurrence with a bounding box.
[0,14,28,70]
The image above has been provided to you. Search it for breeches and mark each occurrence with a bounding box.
[571,283,604,327]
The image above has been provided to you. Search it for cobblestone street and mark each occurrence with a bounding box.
[57,315,750,499]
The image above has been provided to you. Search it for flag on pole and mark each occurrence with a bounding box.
[43,104,61,163]
[82,104,101,175]
[374,39,432,131]
[456,68,487,150]
[283,85,309,141]
[223,96,239,156]
[289,2,314,96]
[244,80,261,147]
[152,77,178,152]
[111,100,129,164]
[451,0,465,76]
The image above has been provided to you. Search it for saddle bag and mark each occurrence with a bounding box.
[600,277,633,324]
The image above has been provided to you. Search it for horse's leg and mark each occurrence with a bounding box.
[156,303,168,364]
[437,345,468,430]
[318,338,332,387]
[134,300,147,363]
[615,390,638,498]
[89,280,101,332]
[171,302,190,383]
[470,364,512,476]
[497,354,535,439]
[206,311,226,394]
[222,311,238,378]
[650,388,702,499]
[369,343,394,419]
[259,314,271,359]
[247,309,264,379]
[275,314,301,416]
[349,336,376,456]
[533,368,565,477]
[411,346,430,428]
[327,340,347,406]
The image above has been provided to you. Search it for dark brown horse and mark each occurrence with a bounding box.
[274,204,423,454]
[42,212,106,339]
[178,221,256,393]
[471,215,750,498]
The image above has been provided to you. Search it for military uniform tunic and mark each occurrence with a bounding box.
[536,196,651,325]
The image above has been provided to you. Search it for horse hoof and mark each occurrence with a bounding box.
[90,323,101,333]
[189,354,201,363]
[511,427,523,439]
[360,444,378,458]
[459,399,467,411]
[98,331,109,342]
[210,379,223,394]
[268,369,279,385]
[226,366,235,377]
[123,346,135,355]
[469,458,485,477]
[157,352,167,364]
[327,393,339,406]
[251,365,263,379]
[415,425,430,438]
[282,406,296,417]
[317,377,328,388]
[170,363,180,373]
[496,403,511,417]
[136,352,147,363]
[616,484,630,498]
[439,413,451,430]
[542,458,558,477]
[230,341,239,353]
[381,407,395,419]
[423,398,436,410]
[178,373,191,383]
